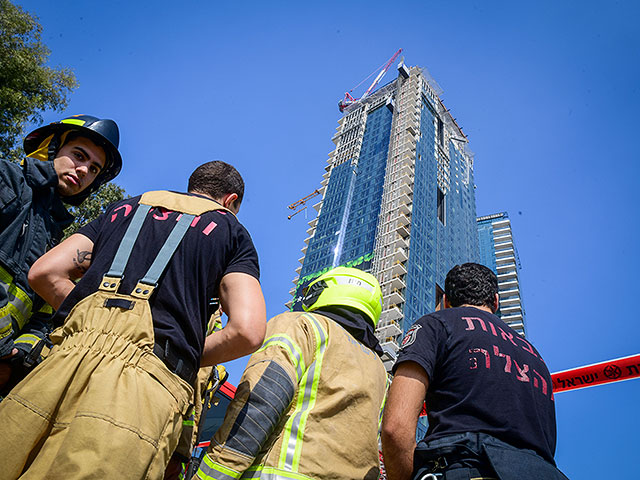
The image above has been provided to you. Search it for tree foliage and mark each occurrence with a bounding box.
[0,2,126,241]
[63,182,128,239]
[0,0,77,163]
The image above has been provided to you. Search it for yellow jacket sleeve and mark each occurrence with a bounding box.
[194,312,317,480]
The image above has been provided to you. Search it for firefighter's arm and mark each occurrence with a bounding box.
[200,272,266,367]
[194,313,314,480]
[28,233,94,310]
[0,163,27,358]
[381,361,429,480]
[0,159,25,206]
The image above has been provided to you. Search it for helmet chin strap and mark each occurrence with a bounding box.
[46,130,72,162]
[47,133,60,162]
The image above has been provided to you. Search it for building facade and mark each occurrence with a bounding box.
[477,212,527,336]
[290,63,480,368]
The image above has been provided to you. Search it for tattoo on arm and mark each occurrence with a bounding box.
[72,249,92,274]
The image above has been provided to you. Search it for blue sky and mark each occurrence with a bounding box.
[16,1,640,477]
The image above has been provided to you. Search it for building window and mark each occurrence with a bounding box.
[437,117,444,146]
[437,188,446,225]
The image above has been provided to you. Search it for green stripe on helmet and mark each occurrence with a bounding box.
[60,118,86,126]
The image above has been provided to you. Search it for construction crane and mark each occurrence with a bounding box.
[338,49,403,112]
[287,189,320,220]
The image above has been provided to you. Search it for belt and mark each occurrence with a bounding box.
[416,468,497,480]
[414,453,498,480]
[153,340,197,385]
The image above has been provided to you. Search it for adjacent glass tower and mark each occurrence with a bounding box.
[290,64,480,368]
[477,212,527,336]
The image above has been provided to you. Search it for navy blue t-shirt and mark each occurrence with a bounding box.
[394,307,557,464]
[55,193,260,374]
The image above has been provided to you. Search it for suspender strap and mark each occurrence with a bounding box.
[140,213,195,286]
[105,204,152,278]
[101,203,194,296]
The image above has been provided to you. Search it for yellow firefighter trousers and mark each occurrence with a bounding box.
[0,289,194,480]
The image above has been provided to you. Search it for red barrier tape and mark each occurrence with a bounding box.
[551,353,640,393]
[415,354,640,415]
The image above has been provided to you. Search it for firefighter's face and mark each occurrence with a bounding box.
[53,137,106,197]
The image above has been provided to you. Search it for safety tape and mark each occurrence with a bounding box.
[415,353,640,417]
[551,353,640,393]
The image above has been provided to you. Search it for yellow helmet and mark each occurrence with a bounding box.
[302,267,383,327]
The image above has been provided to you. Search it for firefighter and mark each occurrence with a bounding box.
[194,266,389,480]
[0,161,266,478]
[381,263,568,480]
[0,115,122,395]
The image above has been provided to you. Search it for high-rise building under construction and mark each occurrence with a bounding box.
[290,62,480,367]
[477,212,526,336]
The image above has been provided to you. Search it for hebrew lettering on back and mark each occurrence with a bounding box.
[469,348,490,370]
[493,345,512,373]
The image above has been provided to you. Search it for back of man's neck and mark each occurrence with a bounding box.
[456,304,494,314]
[188,190,213,200]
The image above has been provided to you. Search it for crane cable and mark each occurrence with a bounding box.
[348,56,396,94]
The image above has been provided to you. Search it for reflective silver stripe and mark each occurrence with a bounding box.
[14,333,41,347]
[0,278,32,329]
[334,275,376,293]
[241,467,311,480]
[378,375,391,434]
[0,313,12,338]
[283,314,327,470]
[261,336,303,380]
[196,454,241,480]
[242,473,296,480]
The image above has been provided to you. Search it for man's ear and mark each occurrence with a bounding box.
[492,293,499,313]
[221,193,239,212]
